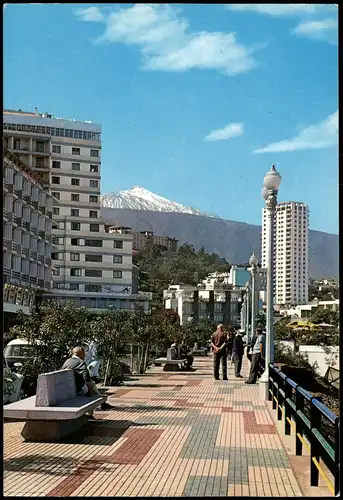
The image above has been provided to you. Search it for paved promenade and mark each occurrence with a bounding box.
[4,355,331,497]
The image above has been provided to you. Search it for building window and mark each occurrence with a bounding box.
[70,253,80,261]
[52,145,61,153]
[72,147,80,155]
[89,210,98,218]
[89,195,98,203]
[71,209,79,217]
[52,176,60,184]
[53,207,60,215]
[114,240,123,249]
[90,180,99,188]
[85,284,102,292]
[36,141,45,153]
[85,254,102,262]
[71,178,80,186]
[51,252,62,260]
[70,283,80,291]
[113,270,122,279]
[52,191,60,200]
[71,238,79,246]
[52,161,61,169]
[113,255,123,264]
[85,239,102,247]
[71,222,80,231]
[85,269,102,278]
[72,163,80,171]
[56,237,64,245]
[90,149,99,157]
[89,224,99,232]
[90,164,99,173]
[35,157,45,167]
[70,268,81,277]
[52,268,60,276]
[71,193,79,202]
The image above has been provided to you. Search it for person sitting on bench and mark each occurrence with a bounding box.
[62,346,112,411]
[180,340,194,368]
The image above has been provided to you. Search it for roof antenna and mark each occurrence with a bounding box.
[35,107,38,115]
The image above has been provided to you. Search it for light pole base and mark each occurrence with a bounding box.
[259,372,269,401]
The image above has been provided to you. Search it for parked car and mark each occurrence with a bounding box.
[4,338,33,372]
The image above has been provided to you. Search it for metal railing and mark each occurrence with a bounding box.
[268,364,340,496]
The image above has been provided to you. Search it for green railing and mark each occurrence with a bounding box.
[268,364,340,496]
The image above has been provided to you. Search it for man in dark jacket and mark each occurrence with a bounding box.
[62,346,112,411]
[232,330,244,378]
[211,324,228,380]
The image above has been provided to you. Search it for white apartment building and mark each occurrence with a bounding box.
[3,148,55,314]
[164,284,243,326]
[4,109,150,312]
[261,201,309,306]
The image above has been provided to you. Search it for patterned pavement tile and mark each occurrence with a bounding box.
[4,355,329,497]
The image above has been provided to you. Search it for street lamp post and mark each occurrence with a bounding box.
[240,296,246,331]
[249,251,259,345]
[245,283,250,343]
[259,165,282,401]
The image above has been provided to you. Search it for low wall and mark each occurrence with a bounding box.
[298,345,339,377]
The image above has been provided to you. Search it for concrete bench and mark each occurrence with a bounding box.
[191,348,208,356]
[154,358,187,371]
[3,369,106,442]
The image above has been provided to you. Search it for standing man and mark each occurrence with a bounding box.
[245,328,266,384]
[232,329,244,378]
[211,324,228,381]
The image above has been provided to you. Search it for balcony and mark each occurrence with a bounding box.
[38,254,45,264]
[22,248,30,258]
[31,200,39,210]
[39,205,46,215]
[15,243,22,254]
[30,251,37,260]
[21,274,29,284]
[23,221,30,231]
[4,179,8,191]
[38,230,45,239]
[29,276,38,285]
[31,226,38,236]
[3,209,8,221]
[23,194,31,203]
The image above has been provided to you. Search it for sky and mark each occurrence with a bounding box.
[4,3,338,234]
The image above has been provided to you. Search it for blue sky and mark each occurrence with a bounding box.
[4,3,338,233]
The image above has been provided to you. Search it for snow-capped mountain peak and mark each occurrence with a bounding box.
[100,187,217,218]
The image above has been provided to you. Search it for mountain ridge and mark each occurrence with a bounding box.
[101,186,217,218]
[100,206,339,279]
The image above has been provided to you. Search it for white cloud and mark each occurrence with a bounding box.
[227,4,333,17]
[292,18,338,44]
[254,111,338,154]
[75,4,263,75]
[205,123,244,142]
[75,6,104,22]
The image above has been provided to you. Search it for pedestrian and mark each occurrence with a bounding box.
[232,329,244,378]
[245,328,266,384]
[211,324,228,381]
[226,328,234,363]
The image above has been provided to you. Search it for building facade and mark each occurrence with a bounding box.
[3,148,55,314]
[4,109,149,312]
[132,231,178,252]
[164,285,243,326]
[261,201,309,306]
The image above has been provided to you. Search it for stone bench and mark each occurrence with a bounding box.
[3,369,106,442]
[154,358,187,371]
[191,348,208,356]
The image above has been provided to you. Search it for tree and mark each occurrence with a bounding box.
[256,312,266,329]
[310,308,339,327]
